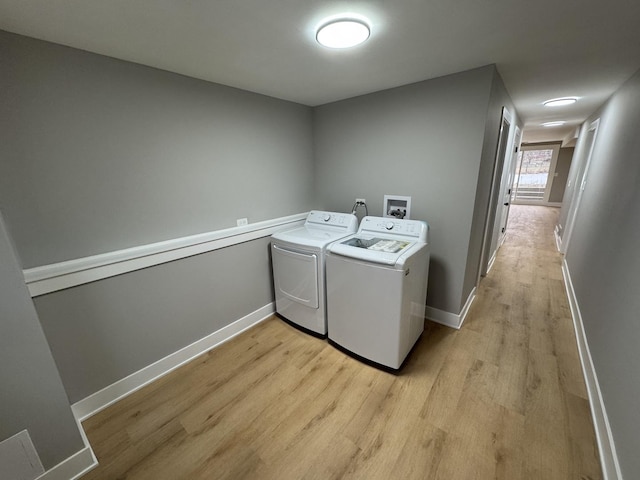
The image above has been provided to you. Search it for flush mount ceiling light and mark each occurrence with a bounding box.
[542,121,566,127]
[316,17,370,49]
[543,97,578,107]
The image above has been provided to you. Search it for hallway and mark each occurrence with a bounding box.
[462,204,601,478]
[81,205,601,479]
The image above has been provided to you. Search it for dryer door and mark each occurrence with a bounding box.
[272,244,319,308]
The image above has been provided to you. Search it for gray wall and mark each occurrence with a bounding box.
[313,66,497,314]
[1,30,525,461]
[549,146,574,203]
[467,69,518,299]
[0,212,84,469]
[0,30,314,268]
[0,31,315,404]
[34,237,274,403]
[564,67,640,478]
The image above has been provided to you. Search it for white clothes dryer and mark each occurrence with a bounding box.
[271,211,358,337]
[326,216,430,370]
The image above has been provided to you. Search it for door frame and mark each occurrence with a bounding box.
[477,106,513,283]
[512,143,561,204]
[497,125,522,246]
[560,118,600,254]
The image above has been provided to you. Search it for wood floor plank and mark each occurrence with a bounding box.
[433,359,503,479]
[338,368,396,446]
[389,420,447,479]
[338,376,440,480]
[80,205,602,480]
[299,435,361,480]
[419,330,483,432]
[492,319,529,414]
[523,349,572,479]
[564,391,603,479]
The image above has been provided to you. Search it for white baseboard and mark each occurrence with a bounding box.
[561,260,622,480]
[512,201,562,207]
[37,444,96,480]
[487,251,497,274]
[72,303,274,421]
[425,288,476,330]
[554,225,562,252]
[458,287,477,328]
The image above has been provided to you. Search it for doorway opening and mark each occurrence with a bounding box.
[512,143,560,204]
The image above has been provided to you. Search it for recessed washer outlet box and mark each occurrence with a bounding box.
[384,195,411,219]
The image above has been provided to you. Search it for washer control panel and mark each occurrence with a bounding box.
[358,216,428,242]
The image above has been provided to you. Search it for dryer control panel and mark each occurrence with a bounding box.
[306,210,358,230]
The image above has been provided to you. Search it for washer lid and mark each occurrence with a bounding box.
[328,234,425,266]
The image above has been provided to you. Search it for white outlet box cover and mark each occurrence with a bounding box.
[0,430,44,480]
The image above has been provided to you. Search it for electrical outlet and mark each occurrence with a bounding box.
[355,198,366,204]
[236,218,248,227]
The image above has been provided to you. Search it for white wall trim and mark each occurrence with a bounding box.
[425,287,476,330]
[24,213,307,297]
[36,444,96,480]
[561,260,623,480]
[512,200,562,207]
[458,287,477,328]
[72,303,274,421]
[487,251,497,274]
[554,225,562,252]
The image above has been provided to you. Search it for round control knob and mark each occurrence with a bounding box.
[324,214,331,222]
[385,222,394,230]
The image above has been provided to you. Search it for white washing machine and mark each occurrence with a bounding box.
[326,216,430,370]
[271,210,358,337]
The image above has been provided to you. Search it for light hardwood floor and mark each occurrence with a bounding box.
[81,205,601,479]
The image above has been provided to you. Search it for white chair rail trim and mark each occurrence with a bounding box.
[24,213,307,297]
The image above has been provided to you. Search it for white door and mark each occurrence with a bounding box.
[497,126,521,245]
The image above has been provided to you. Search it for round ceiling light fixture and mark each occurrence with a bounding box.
[541,121,566,127]
[543,97,578,107]
[316,17,370,49]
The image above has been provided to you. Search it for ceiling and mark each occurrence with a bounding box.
[1,0,640,143]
